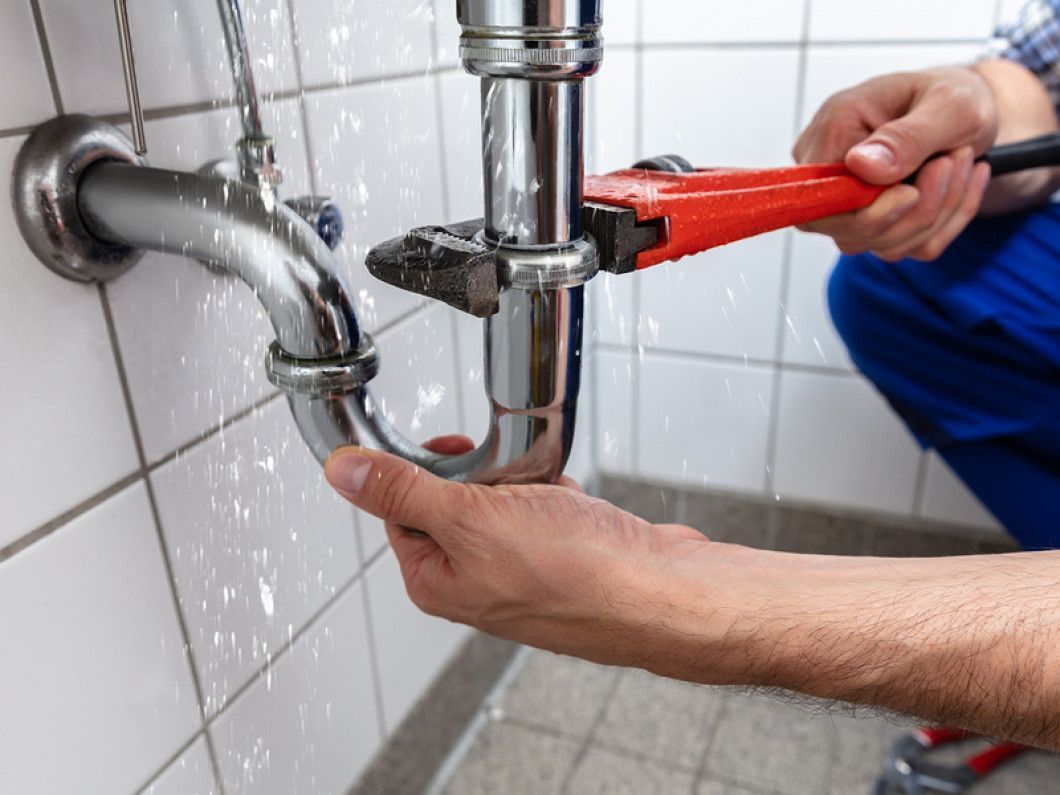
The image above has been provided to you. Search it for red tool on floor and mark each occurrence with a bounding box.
[874,728,1028,794]
[581,133,1060,275]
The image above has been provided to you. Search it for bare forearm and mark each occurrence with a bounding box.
[652,548,1060,750]
[973,58,1060,214]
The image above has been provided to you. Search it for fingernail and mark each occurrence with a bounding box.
[327,452,372,495]
[853,142,896,167]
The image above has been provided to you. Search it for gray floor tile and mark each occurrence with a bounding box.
[681,492,774,547]
[969,749,1060,794]
[594,670,727,770]
[599,477,688,525]
[704,694,836,794]
[864,523,981,557]
[824,712,899,795]
[567,746,696,795]
[444,721,581,795]
[771,506,868,555]
[499,650,621,738]
[696,777,772,795]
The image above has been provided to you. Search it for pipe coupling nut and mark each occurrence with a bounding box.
[265,335,379,397]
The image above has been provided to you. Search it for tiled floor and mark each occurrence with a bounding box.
[429,478,1058,795]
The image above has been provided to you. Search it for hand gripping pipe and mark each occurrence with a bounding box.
[13,0,602,485]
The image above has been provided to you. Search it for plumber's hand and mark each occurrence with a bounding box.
[793,66,997,262]
[323,439,745,674]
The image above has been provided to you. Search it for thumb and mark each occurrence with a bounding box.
[324,446,467,535]
[847,93,967,184]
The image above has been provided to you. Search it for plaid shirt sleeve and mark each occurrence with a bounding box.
[982,0,1060,111]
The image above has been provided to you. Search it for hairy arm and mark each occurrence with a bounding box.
[324,445,1060,751]
[651,546,1060,749]
[974,57,1060,214]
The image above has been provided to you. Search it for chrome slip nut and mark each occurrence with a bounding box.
[265,335,380,397]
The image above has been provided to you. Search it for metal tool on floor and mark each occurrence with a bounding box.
[874,727,1028,794]
[368,133,1060,318]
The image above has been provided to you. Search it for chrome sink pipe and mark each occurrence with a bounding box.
[13,0,602,485]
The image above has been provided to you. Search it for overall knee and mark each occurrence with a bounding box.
[827,253,893,367]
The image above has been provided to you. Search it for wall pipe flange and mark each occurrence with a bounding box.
[265,335,379,397]
[13,114,146,282]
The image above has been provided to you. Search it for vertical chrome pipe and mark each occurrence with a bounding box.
[481,78,584,246]
[216,0,264,139]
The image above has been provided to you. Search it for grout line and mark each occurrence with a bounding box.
[281,0,320,198]
[132,729,207,795]
[559,668,627,793]
[96,283,226,792]
[28,0,64,115]
[596,341,856,378]
[0,470,142,564]
[764,0,813,497]
[629,0,645,476]
[359,562,391,741]
[423,646,534,795]
[205,570,365,725]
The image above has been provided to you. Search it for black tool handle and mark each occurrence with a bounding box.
[981,132,1060,176]
[904,132,1060,183]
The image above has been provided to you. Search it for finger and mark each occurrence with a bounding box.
[880,147,975,261]
[846,89,985,184]
[797,183,919,239]
[906,161,991,262]
[325,446,468,535]
[423,435,475,455]
[847,155,954,255]
[873,149,973,261]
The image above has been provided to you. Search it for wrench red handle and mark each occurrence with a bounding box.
[583,163,884,269]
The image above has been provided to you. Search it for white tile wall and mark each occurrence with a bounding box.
[150,399,359,715]
[145,738,218,795]
[365,550,469,732]
[0,483,200,794]
[210,581,381,794]
[0,0,1023,791]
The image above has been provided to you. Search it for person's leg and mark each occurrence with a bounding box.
[936,427,1060,550]
[826,212,1060,550]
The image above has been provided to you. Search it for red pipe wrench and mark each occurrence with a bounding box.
[583,133,1060,274]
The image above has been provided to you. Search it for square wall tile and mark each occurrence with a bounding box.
[292,0,435,87]
[151,399,359,716]
[809,0,996,41]
[41,0,297,116]
[0,1,56,127]
[305,78,444,331]
[781,231,852,369]
[145,737,218,795]
[638,355,773,491]
[371,304,462,444]
[366,550,470,732]
[0,137,138,547]
[437,70,484,222]
[105,103,313,461]
[639,231,786,361]
[603,0,638,44]
[595,349,636,475]
[643,0,804,43]
[642,48,800,168]
[0,483,200,794]
[210,582,381,794]
[433,0,464,66]
[919,453,1001,530]
[592,272,636,348]
[773,370,921,514]
[588,49,637,174]
[801,44,984,130]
